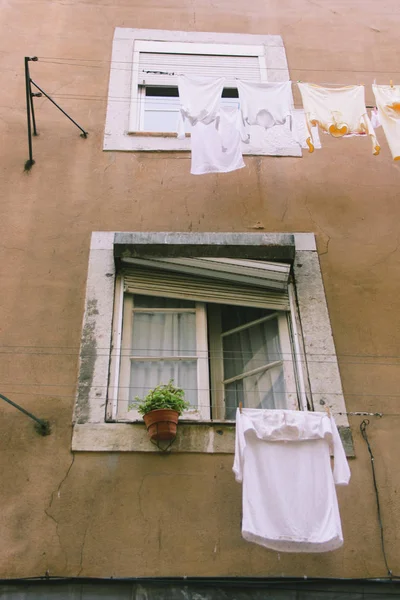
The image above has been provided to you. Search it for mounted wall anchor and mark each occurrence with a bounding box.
[24,56,88,171]
[0,393,51,436]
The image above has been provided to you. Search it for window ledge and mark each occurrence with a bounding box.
[72,422,354,456]
[128,131,190,138]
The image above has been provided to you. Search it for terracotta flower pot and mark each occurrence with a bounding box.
[143,409,179,442]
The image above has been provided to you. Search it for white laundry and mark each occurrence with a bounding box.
[235,109,321,157]
[177,75,225,139]
[372,84,400,160]
[233,408,350,553]
[292,109,322,150]
[370,107,381,129]
[237,80,294,134]
[189,107,245,175]
[298,83,380,155]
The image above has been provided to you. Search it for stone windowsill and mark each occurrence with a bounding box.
[72,421,355,456]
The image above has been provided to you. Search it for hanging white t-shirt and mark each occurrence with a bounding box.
[372,84,400,161]
[233,408,350,553]
[190,106,245,175]
[237,80,294,132]
[298,82,380,155]
[177,75,225,139]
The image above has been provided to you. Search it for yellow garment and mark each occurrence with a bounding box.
[298,83,380,155]
[372,84,400,161]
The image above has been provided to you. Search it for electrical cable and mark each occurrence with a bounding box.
[359,420,400,579]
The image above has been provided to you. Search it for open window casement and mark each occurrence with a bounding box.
[108,257,309,423]
[128,40,267,133]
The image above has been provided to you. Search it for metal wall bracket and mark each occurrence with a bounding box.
[24,56,88,170]
[0,393,51,436]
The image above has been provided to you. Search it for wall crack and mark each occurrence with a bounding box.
[44,453,75,571]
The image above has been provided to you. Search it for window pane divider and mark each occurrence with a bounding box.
[221,312,279,338]
[129,355,197,361]
[131,307,196,313]
[223,360,283,385]
[288,283,308,411]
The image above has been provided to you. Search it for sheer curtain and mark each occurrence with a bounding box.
[129,295,198,407]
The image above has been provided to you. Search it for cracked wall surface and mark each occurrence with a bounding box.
[1,0,400,583]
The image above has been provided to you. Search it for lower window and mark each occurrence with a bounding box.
[108,257,304,422]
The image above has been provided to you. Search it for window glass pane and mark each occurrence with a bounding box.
[133,294,195,308]
[143,90,240,133]
[145,87,238,98]
[223,317,282,378]
[220,304,275,332]
[143,98,181,132]
[131,312,196,357]
[224,365,286,419]
[130,360,197,407]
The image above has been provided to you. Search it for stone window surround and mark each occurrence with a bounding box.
[103,28,295,153]
[72,232,354,456]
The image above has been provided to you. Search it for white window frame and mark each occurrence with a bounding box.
[103,28,301,154]
[72,232,352,454]
[109,280,301,423]
[128,40,266,134]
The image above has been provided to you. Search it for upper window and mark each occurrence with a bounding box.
[103,29,305,155]
[107,257,304,422]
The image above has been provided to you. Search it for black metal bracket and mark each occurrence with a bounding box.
[24,56,88,170]
[0,393,51,436]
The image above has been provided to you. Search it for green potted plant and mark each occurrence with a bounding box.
[132,380,190,442]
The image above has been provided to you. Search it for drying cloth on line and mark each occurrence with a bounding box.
[189,106,245,175]
[238,109,321,156]
[237,80,294,135]
[233,408,351,553]
[372,84,400,160]
[293,109,322,150]
[297,83,380,155]
[370,107,381,129]
[177,75,225,139]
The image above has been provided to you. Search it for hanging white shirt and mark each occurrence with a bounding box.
[237,80,294,132]
[370,107,381,130]
[298,83,380,155]
[190,106,245,175]
[177,75,225,139]
[372,84,400,161]
[233,408,351,553]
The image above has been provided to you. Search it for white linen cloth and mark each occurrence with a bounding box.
[298,83,380,155]
[372,84,400,160]
[177,75,225,139]
[189,106,245,175]
[237,80,294,133]
[293,109,322,150]
[233,408,350,553]
[370,107,381,129]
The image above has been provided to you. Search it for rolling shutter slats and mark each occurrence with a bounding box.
[122,258,290,311]
[139,53,261,87]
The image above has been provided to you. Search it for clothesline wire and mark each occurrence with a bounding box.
[0,389,399,418]
[34,56,400,76]
[29,94,378,110]
[2,345,400,361]
[0,381,397,394]
[1,351,400,367]
[2,386,400,407]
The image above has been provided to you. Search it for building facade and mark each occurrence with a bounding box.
[1,0,400,596]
